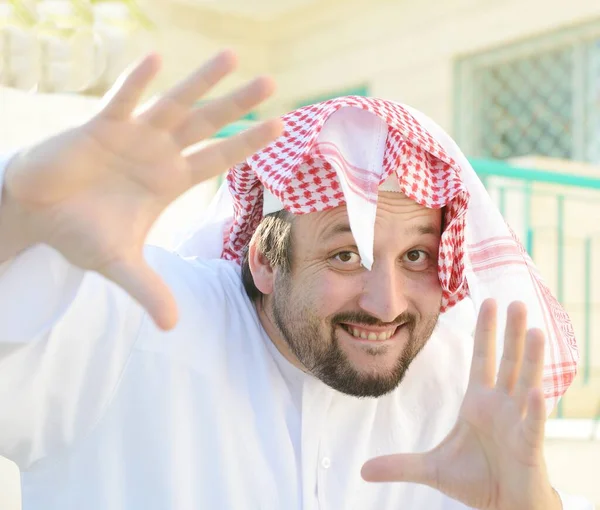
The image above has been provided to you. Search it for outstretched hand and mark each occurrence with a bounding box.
[361,300,562,510]
[3,50,283,330]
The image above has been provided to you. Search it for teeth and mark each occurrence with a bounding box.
[348,326,395,341]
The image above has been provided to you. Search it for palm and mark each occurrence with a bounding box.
[33,120,191,266]
[362,300,560,510]
[430,386,545,508]
[4,51,283,330]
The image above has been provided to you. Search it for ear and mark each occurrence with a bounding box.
[248,242,275,295]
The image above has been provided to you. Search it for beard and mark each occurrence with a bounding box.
[270,273,440,398]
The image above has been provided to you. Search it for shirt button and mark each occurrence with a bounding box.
[321,457,331,469]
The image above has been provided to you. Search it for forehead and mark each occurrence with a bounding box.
[293,192,442,239]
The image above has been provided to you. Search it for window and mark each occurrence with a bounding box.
[454,22,600,163]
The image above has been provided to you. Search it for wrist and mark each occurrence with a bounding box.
[0,154,38,263]
[486,485,563,510]
[513,487,563,510]
[549,488,563,510]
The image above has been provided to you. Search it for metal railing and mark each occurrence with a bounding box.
[472,158,600,419]
[213,117,600,418]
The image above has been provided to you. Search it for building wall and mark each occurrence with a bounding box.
[142,1,269,98]
[261,0,600,130]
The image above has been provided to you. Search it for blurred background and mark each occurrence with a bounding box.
[1,0,599,507]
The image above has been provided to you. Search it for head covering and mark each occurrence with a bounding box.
[176,96,579,413]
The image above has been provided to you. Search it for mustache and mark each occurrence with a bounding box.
[331,311,416,330]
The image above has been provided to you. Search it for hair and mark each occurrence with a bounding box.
[241,209,294,301]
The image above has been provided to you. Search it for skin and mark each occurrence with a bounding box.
[250,191,443,397]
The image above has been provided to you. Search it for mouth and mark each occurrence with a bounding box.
[338,323,403,342]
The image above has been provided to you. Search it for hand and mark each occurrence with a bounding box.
[1,50,283,330]
[361,300,562,510]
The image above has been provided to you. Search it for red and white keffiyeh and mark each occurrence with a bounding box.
[177,96,579,412]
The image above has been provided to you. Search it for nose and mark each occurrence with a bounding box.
[357,260,408,323]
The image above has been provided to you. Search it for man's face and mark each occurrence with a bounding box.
[260,192,443,398]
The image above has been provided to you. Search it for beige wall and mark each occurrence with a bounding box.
[260,0,600,128]
[57,0,600,126]
[42,0,600,126]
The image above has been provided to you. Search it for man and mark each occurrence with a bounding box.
[0,51,592,509]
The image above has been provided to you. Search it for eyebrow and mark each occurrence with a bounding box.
[407,224,441,236]
[320,223,354,240]
[320,222,440,241]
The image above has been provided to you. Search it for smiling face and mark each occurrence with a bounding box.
[251,191,443,397]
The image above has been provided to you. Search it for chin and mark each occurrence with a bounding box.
[342,345,403,376]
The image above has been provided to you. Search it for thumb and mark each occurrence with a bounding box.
[361,452,437,486]
[100,255,179,331]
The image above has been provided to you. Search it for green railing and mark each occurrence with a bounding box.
[212,121,599,419]
[471,159,600,190]
[295,85,369,108]
[472,159,600,419]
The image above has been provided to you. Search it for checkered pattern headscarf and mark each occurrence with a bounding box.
[223,98,468,312]
[177,96,579,411]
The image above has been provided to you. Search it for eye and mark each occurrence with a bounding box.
[331,251,362,266]
[402,249,430,267]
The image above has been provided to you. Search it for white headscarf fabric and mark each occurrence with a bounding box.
[176,96,578,412]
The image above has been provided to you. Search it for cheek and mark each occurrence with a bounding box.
[404,270,443,307]
[308,271,360,315]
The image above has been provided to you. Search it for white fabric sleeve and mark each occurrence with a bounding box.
[0,154,147,468]
[556,489,595,509]
[0,151,85,343]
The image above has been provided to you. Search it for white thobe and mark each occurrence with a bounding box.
[0,157,593,510]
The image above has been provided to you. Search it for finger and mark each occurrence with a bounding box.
[100,53,162,120]
[361,453,435,486]
[496,301,527,394]
[522,387,547,450]
[138,49,238,129]
[514,328,545,414]
[468,298,497,388]
[185,118,283,184]
[172,76,276,149]
[100,256,179,331]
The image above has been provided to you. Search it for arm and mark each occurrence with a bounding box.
[0,248,146,468]
[0,152,34,263]
[0,152,84,345]
[0,152,149,468]
[0,51,282,468]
